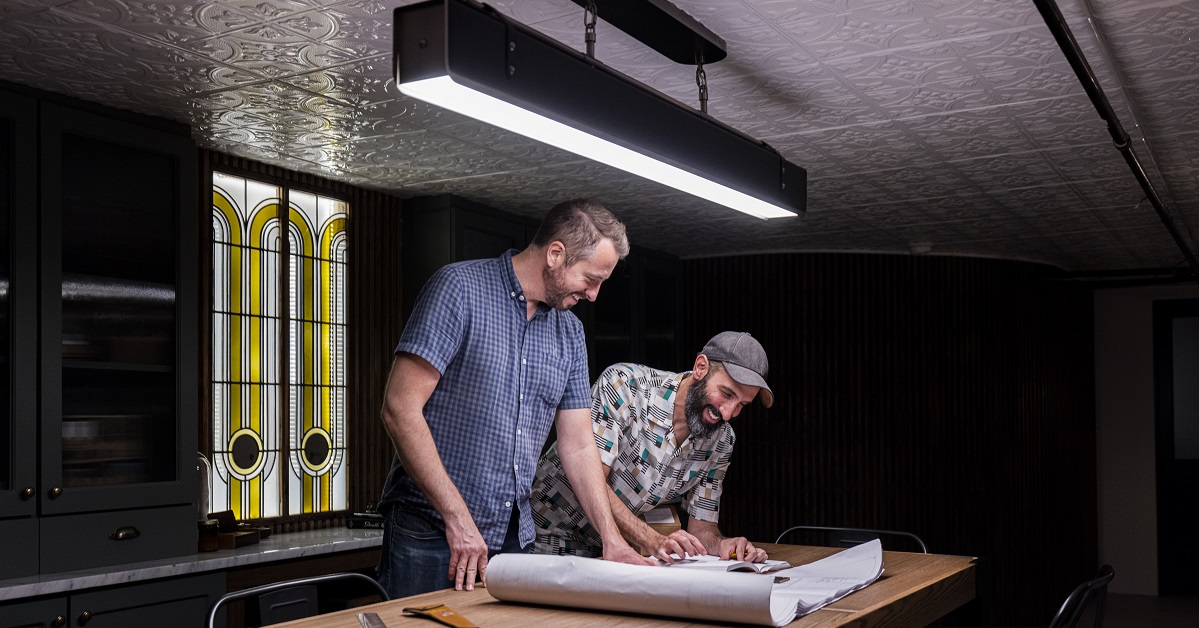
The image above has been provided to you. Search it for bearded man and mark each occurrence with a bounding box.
[530,331,775,563]
[376,199,651,599]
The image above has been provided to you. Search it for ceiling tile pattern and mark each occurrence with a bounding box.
[1,0,1196,272]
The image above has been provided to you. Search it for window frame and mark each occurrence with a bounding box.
[205,165,351,525]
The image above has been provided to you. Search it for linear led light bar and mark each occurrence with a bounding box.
[394,0,805,220]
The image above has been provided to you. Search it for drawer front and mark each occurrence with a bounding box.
[0,517,38,579]
[0,596,68,628]
[75,596,207,628]
[40,505,195,573]
[71,572,224,628]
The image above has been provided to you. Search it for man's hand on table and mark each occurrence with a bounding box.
[649,529,708,564]
[603,540,657,566]
[446,515,488,590]
[719,537,767,563]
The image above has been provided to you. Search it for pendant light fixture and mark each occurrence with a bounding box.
[393,0,805,219]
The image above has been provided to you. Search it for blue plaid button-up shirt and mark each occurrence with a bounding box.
[378,249,592,549]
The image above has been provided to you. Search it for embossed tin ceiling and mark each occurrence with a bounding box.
[1,0,1196,273]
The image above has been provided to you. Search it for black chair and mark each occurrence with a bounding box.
[775,525,929,553]
[206,572,388,628]
[1048,564,1115,628]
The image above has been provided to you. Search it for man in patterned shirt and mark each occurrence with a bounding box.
[376,199,651,599]
[531,331,774,563]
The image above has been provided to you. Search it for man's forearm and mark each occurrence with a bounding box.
[603,485,662,552]
[687,520,727,555]
[384,408,470,523]
[380,356,472,528]
[558,441,623,543]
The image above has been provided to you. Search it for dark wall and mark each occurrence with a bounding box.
[684,252,1096,626]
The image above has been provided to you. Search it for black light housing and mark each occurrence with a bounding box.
[393,0,806,219]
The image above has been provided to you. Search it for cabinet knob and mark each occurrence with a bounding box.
[20,487,34,500]
[78,610,92,625]
[52,616,66,628]
[49,486,63,499]
[109,526,142,541]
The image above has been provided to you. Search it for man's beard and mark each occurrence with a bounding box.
[542,264,579,311]
[683,372,721,440]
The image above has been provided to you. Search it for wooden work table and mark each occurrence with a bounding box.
[275,543,978,627]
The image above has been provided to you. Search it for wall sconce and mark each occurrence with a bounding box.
[393,0,805,220]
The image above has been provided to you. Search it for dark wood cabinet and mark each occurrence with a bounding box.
[0,597,66,628]
[0,573,225,628]
[0,86,199,577]
[0,89,39,579]
[401,194,537,318]
[579,246,683,377]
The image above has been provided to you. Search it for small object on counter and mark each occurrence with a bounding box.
[217,529,260,549]
[208,509,238,532]
[348,511,384,529]
[198,519,219,552]
[237,521,272,539]
[196,453,211,521]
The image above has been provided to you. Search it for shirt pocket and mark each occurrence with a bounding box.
[533,354,570,407]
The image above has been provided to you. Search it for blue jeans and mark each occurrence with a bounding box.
[376,506,527,599]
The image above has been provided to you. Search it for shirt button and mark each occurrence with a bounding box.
[514,464,519,471]
[522,359,527,365]
[505,501,512,508]
[510,291,516,297]
[516,428,522,435]
[519,393,524,400]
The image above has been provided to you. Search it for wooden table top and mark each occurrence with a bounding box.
[273,544,978,628]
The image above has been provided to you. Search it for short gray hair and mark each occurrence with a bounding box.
[531,198,630,266]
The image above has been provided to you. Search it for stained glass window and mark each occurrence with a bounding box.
[211,172,348,519]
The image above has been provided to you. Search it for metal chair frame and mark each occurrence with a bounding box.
[206,571,388,628]
[1048,564,1115,628]
[775,525,929,553]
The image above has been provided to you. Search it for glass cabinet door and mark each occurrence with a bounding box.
[39,104,197,515]
[0,92,37,520]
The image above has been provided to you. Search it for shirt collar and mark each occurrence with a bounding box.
[500,249,548,316]
[652,371,686,432]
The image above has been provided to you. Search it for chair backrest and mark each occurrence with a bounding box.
[775,525,929,553]
[206,572,388,628]
[1048,564,1115,628]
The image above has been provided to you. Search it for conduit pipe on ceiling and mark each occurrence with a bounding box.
[1033,0,1199,281]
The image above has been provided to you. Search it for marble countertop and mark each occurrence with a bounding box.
[0,527,383,602]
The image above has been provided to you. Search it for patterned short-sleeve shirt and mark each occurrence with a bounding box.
[530,363,735,557]
[377,250,592,550]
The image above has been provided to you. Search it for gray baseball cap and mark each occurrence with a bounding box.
[701,331,774,408]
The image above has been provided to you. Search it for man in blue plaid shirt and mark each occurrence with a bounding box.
[376,199,652,598]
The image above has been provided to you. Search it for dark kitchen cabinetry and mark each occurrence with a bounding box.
[0,86,198,578]
[0,89,39,579]
[402,194,537,317]
[0,573,224,628]
[581,246,683,377]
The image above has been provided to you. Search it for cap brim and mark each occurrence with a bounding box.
[723,362,774,408]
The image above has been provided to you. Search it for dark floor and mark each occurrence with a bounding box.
[1106,593,1199,627]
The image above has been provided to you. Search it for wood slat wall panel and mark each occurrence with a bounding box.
[346,187,404,514]
[683,253,1095,627]
[198,151,402,525]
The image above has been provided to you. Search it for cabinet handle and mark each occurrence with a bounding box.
[78,610,92,625]
[49,486,62,499]
[109,526,141,541]
[20,487,34,500]
[51,615,66,627]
